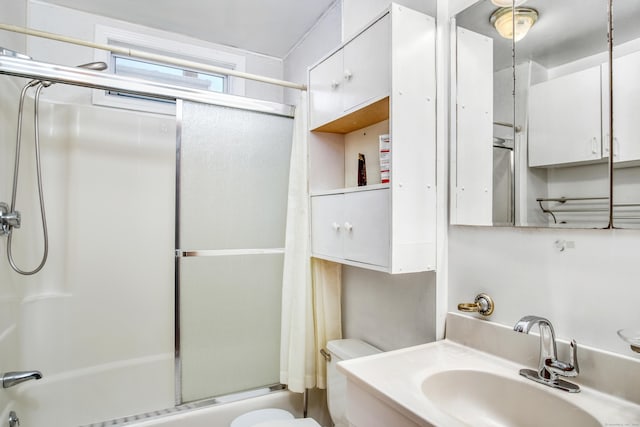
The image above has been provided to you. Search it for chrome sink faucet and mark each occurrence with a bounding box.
[513,315,580,393]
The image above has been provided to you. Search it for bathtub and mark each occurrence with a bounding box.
[2,352,302,427]
[117,392,303,427]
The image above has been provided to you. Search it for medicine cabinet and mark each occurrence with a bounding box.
[450,0,623,228]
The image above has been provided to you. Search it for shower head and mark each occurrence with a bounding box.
[76,61,108,71]
[38,61,108,88]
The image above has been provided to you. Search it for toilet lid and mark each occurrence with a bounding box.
[254,419,321,427]
[230,409,294,427]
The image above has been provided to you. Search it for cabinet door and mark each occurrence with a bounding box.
[610,51,640,163]
[342,14,391,113]
[529,66,602,167]
[311,194,344,259]
[343,189,390,267]
[309,50,344,130]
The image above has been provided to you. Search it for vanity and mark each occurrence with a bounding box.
[338,313,640,427]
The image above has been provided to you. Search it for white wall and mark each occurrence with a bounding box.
[448,225,640,356]
[25,0,285,105]
[342,267,436,351]
[283,1,342,106]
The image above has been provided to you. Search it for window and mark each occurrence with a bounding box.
[93,25,246,115]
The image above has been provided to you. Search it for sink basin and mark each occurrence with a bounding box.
[337,316,640,427]
[421,369,600,427]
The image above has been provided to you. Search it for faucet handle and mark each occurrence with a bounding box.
[569,339,579,374]
[545,339,579,378]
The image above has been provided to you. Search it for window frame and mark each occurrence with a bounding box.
[92,25,247,115]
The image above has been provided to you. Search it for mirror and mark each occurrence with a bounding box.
[611,1,640,228]
[451,0,610,228]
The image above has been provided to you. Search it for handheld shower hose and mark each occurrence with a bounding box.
[3,61,107,275]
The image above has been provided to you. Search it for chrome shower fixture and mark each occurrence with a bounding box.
[0,47,31,60]
[2,59,108,275]
[77,61,108,71]
[0,202,20,235]
[41,62,108,87]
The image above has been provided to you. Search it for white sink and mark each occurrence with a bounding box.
[338,339,640,427]
[421,369,600,427]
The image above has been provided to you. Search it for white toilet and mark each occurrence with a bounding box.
[230,339,381,427]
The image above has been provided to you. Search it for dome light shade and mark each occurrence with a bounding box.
[490,7,539,42]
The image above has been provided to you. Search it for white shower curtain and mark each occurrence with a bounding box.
[280,92,342,393]
[312,258,342,389]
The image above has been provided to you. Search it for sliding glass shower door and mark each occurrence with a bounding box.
[177,100,293,403]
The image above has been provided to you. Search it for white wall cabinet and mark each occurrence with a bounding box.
[309,14,390,131]
[528,65,603,167]
[308,4,436,274]
[604,50,640,164]
[530,50,640,168]
[311,188,390,269]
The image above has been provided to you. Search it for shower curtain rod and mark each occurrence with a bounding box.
[0,23,307,91]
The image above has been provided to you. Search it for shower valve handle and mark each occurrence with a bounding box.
[0,203,21,234]
[0,206,21,227]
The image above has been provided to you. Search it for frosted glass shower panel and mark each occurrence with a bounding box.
[180,254,283,401]
[179,101,293,250]
[178,100,293,402]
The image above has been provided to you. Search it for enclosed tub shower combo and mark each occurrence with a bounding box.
[0,44,305,426]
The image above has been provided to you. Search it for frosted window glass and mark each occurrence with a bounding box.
[180,254,283,402]
[180,102,293,249]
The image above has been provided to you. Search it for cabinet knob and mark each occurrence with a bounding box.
[344,69,353,81]
[330,80,340,89]
[332,222,341,231]
[344,222,353,231]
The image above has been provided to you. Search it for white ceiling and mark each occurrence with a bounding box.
[455,0,640,71]
[37,0,337,58]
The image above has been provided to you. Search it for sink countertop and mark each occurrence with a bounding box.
[339,328,640,426]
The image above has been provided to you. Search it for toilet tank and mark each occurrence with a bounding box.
[326,339,381,427]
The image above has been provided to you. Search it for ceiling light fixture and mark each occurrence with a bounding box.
[490,7,539,42]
